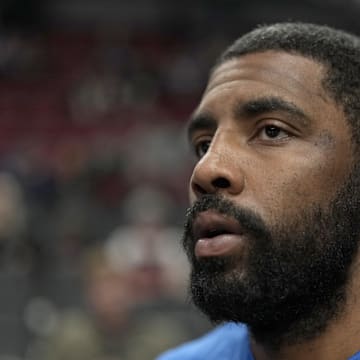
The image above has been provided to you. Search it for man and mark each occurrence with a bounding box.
[156,22,360,360]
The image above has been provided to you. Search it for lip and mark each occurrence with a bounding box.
[192,210,246,258]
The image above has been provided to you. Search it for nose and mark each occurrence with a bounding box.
[190,144,245,198]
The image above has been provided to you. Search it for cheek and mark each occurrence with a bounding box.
[251,147,351,221]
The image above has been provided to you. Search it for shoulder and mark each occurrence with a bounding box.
[156,322,251,360]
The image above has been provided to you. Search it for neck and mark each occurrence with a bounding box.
[250,258,360,360]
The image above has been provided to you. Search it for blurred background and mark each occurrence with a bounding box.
[0,0,358,359]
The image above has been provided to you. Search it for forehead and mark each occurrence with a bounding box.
[199,52,334,118]
[205,51,329,104]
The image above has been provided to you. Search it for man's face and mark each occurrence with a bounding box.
[183,51,360,345]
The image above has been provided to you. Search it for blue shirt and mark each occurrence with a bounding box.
[156,322,360,360]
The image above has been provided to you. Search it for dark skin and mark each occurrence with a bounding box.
[187,51,360,360]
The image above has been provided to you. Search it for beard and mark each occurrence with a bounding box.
[182,167,360,348]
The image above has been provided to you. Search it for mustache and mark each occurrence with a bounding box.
[182,194,270,255]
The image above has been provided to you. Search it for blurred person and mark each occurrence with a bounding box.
[83,246,133,337]
[108,185,188,301]
[30,308,103,360]
[123,124,190,192]
[68,68,121,122]
[34,216,208,360]
[31,245,133,360]
[104,185,211,357]
[0,172,26,241]
[157,23,360,360]
[0,172,27,269]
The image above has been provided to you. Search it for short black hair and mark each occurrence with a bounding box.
[216,23,360,146]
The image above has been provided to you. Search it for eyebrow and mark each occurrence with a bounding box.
[187,113,217,141]
[235,96,310,126]
[187,96,310,141]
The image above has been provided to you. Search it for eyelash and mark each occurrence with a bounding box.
[192,123,293,159]
[256,124,291,141]
[194,139,211,158]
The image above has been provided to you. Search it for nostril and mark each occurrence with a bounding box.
[212,177,230,189]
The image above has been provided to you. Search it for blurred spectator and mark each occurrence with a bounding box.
[0,172,28,271]
[0,172,27,242]
[123,123,190,198]
[69,68,122,123]
[27,236,209,360]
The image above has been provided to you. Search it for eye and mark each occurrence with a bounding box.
[194,140,211,158]
[258,124,290,141]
